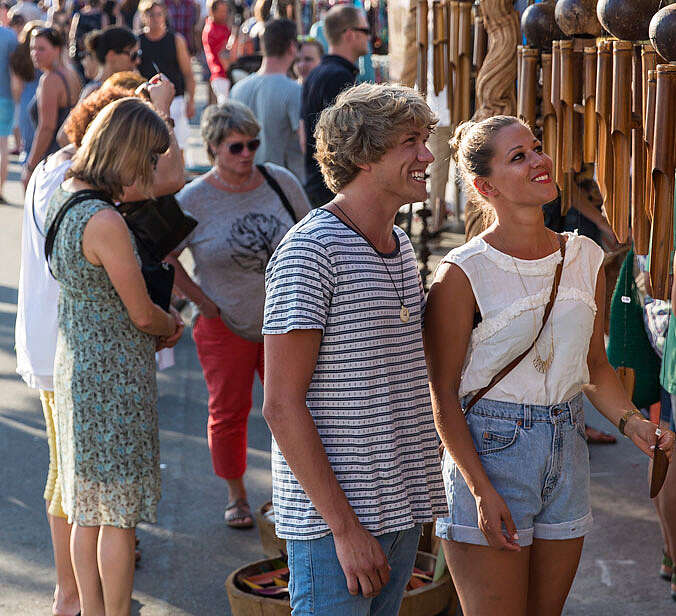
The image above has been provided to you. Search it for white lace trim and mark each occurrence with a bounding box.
[472,231,582,275]
[471,285,597,345]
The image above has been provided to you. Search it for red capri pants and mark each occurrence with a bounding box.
[193,315,264,480]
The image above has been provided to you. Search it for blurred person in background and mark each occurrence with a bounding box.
[138,0,195,156]
[45,96,182,616]
[293,36,322,84]
[24,26,81,186]
[69,0,107,78]
[10,20,40,161]
[165,0,198,56]
[165,100,310,528]
[0,12,16,202]
[300,4,368,207]
[8,0,46,23]
[231,18,304,181]
[201,0,230,104]
[79,25,139,98]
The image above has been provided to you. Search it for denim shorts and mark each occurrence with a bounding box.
[287,525,422,616]
[436,393,593,547]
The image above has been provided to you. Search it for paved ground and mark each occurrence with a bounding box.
[1,78,674,615]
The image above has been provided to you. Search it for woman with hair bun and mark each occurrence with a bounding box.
[79,25,140,98]
[425,115,675,615]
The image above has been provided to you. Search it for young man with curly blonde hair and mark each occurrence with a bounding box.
[262,82,447,615]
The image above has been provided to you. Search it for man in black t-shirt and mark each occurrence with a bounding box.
[300,4,369,208]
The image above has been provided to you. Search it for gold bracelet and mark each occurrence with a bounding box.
[618,409,642,437]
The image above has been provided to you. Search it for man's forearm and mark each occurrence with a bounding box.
[263,401,359,535]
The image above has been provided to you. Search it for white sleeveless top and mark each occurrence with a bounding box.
[441,232,605,405]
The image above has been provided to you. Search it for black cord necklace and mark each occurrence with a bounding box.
[332,203,410,323]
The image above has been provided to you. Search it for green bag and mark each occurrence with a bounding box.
[607,248,661,409]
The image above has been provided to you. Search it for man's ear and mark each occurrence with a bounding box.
[355,161,371,173]
[473,176,498,198]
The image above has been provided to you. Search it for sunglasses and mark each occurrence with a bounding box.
[348,26,371,35]
[227,138,260,155]
[119,48,141,61]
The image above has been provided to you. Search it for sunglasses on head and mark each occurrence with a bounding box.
[347,26,370,35]
[227,138,260,155]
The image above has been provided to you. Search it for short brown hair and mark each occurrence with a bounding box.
[324,5,361,46]
[201,100,260,162]
[102,70,146,90]
[139,0,165,14]
[68,97,170,198]
[314,82,437,192]
[261,18,296,57]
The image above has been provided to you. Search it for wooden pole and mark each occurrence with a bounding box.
[582,46,597,163]
[642,47,657,220]
[518,47,539,130]
[595,39,614,226]
[457,0,473,123]
[631,43,650,255]
[417,0,429,96]
[541,52,556,164]
[610,40,632,243]
[649,64,676,300]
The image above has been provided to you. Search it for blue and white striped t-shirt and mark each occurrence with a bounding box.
[263,208,447,540]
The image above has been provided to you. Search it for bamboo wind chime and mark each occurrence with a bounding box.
[417,0,428,96]
[432,0,447,96]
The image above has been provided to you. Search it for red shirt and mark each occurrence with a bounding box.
[202,18,230,80]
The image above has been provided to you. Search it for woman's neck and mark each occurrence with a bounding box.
[484,205,556,259]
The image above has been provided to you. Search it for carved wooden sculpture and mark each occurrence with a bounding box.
[610,40,632,244]
[643,54,657,220]
[595,40,614,227]
[472,0,520,120]
[456,0,473,124]
[432,0,447,95]
[518,47,539,130]
[649,64,676,300]
[541,52,556,163]
[631,44,650,255]
[465,0,519,239]
[582,47,596,164]
[473,5,487,72]
[417,0,429,96]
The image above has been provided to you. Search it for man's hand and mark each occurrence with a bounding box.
[333,522,391,598]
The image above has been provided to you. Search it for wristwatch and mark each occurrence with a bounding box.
[618,409,642,436]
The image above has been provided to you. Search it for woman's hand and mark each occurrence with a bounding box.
[147,74,175,117]
[197,296,220,319]
[157,307,184,350]
[475,487,521,551]
[624,415,675,461]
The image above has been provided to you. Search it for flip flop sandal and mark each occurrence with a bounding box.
[225,498,254,529]
[661,550,673,580]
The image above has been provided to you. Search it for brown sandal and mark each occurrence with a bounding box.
[225,498,254,529]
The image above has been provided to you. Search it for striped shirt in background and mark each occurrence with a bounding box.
[263,208,447,541]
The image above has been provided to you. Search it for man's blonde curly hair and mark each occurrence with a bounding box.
[314,82,437,193]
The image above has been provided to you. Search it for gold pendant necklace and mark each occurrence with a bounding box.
[511,257,554,374]
[332,204,409,323]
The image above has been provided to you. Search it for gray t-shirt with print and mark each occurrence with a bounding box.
[176,163,311,341]
[230,73,304,182]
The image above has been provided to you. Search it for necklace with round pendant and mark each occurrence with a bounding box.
[332,204,410,324]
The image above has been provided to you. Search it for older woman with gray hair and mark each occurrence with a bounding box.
[166,100,310,528]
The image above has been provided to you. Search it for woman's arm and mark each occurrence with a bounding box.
[25,75,60,178]
[175,33,195,119]
[10,73,24,103]
[584,266,673,457]
[164,249,220,318]
[82,208,179,336]
[425,263,521,550]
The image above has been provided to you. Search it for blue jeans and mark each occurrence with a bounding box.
[287,525,422,616]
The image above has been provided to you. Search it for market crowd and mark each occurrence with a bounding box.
[9,1,676,615]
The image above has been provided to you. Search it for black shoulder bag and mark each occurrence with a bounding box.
[257,164,298,224]
[117,194,198,312]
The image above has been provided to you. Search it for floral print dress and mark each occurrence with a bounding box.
[45,188,161,528]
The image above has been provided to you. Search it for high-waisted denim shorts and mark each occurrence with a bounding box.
[436,393,593,547]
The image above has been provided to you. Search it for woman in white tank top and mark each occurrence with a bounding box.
[425,116,674,616]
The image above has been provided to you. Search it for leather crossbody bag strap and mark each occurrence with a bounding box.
[463,234,566,414]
